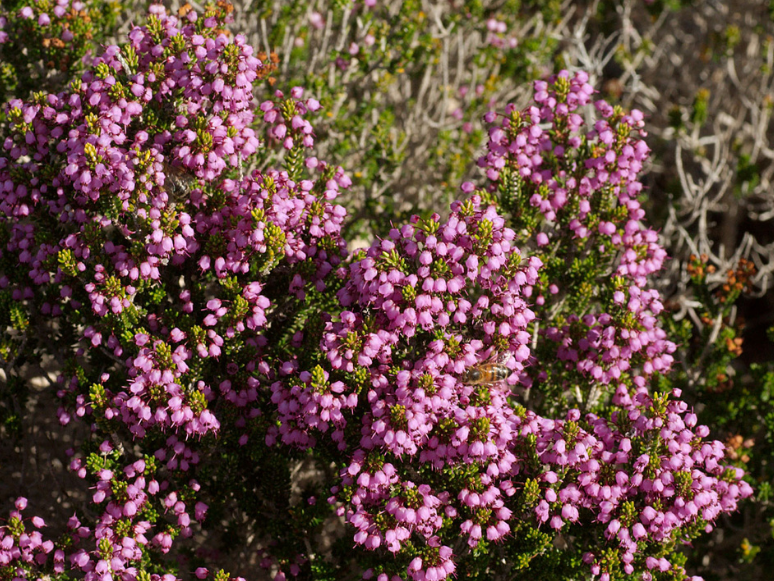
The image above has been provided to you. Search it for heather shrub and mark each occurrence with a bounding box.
[197,1,774,577]
[591,3,774,575]
[0,2,759,580]
[658,254,771,577]
[235,0,567,240]
[0,0,123,102]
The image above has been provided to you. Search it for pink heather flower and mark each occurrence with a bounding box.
[31,516,46,527]
[309,11,324,29]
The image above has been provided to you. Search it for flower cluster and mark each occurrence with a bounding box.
[485,18,518,49]
[319,200,540,579]
[1,5,349,579]
[266,196,750,581]
[270,199,539,464]
[474,71,675,412]
[528,395,752,578]
[0,0,121,101]
[0,498,55,576]
[260,87,320,150]
[256,85,326,185]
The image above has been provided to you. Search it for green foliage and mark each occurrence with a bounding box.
[249,0,575,241]
[0,0,124,101]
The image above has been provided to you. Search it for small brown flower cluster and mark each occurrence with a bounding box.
[686,253,716,282]
[255,51,280,85]
[725,335,744,357]
[718,258,756,303]
[725,434,755,463]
